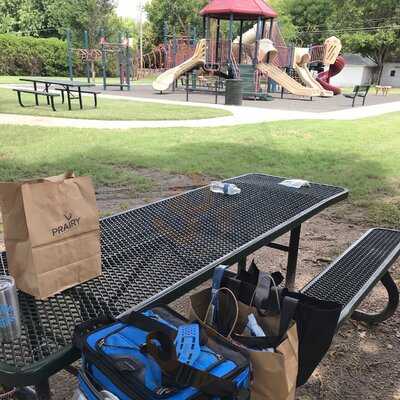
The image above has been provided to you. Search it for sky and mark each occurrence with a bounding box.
[116,0,149,20]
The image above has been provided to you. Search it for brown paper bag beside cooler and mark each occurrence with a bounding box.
[189,287,298,400]
[0,172,101,299]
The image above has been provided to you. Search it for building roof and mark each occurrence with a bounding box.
[199,0,278,20]
[343,53,377,67]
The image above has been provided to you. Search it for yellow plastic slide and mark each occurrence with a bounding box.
[293,48,333,97]
[152,39,206,92]
[257,63,319,97]
[237,26,320,97]
[257,39,320,97]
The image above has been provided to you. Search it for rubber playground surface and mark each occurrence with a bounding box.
[102,84,400,113]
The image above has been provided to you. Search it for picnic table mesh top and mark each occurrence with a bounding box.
[19,78,95,86]
[0,174,345,369]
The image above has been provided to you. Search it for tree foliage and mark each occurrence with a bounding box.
[330,0,400,82]
[281,0,333,45]
[0,0,135,48]
[145,0,207,45]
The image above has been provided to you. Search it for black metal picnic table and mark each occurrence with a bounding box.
[0,173,347,398]
[19,78,95,110]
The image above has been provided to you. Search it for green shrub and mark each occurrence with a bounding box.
[0,33,126,78]
[0,34,80,76]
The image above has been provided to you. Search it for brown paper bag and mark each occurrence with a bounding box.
[0,172,101,299]
[189,287,298,400]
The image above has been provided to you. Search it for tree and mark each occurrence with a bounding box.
[267,0,297,43]
[0,0,122,47]
[47,0,117,46]
[145,0,208,46]
[281,0,334,46]
[0,0,54,36]
[331,0,400,83]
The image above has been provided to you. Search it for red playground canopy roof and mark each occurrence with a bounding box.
[200,0,278,20]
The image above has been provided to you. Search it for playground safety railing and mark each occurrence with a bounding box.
[309,45,324,63]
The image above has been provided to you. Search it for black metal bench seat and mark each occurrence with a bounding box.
[302,228,400,327]
[13,89,60,111]
[343,85,370,107]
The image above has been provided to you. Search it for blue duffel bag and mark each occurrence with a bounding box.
[73,306,251,400]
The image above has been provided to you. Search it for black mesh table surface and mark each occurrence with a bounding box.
[0,173,347,385]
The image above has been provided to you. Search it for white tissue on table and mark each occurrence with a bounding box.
[279,179,310,189]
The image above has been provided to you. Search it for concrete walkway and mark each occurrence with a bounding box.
[1,89,400,129]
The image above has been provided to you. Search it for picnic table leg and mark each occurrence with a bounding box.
[66,87,72,110]
[78,86,83,109]
[50,96,57,112]
[238,256,247,274]
[33,82,39,106]
[35,380,52,400]
[44,83,50,105]
[285,225,301,290]
[16,91,25,107]
[351,271,399,325]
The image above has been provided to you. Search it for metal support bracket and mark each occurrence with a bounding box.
[351,271,399,325]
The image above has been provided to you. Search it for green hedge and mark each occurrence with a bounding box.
[0,34,79,76]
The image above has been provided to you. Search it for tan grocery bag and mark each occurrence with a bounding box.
[189,287,298,400]
[0,172,101,299]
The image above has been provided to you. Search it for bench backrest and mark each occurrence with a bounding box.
[353,85,370,96]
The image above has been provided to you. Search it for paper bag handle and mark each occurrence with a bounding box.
[42,171,75,183]
[204,287,239,338]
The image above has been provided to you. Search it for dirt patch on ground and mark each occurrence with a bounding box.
[0,170,399,399]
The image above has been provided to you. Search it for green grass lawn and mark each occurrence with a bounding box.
[0,88,230,120]
[0,113,399,226]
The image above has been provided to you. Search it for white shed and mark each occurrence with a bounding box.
[330,54,377,87]
[380,63,400,87]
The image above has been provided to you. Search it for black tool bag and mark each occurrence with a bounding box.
[221,260,342,386]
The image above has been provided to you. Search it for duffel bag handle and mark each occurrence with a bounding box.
[143,330,249,400]
[119,310,209,346]
[73,314,115,350]
[249,271,282,316]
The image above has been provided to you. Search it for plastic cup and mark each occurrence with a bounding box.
[0,276,22,343]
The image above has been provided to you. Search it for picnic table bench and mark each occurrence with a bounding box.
[302,228,400,326]
[343,84,370,107]
[0,173,348,398]
[375,85,392,96]
[13,88,60,112]
[16,78,97,111]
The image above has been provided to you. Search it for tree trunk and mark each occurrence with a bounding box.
[376,48,387,85]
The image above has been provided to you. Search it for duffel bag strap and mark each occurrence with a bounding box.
[73,314,115,350]
[252,271,284,316]
[120,310,209,346]
[142,331,249,399]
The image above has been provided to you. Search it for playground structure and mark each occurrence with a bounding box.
[150,0,346,101]
[135,24,198,82]
[67,29,132,91]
